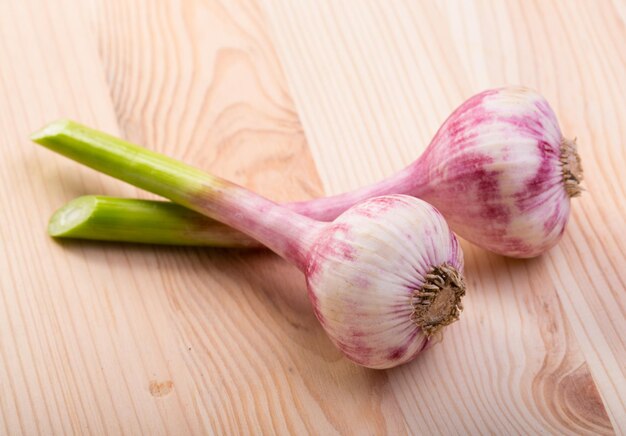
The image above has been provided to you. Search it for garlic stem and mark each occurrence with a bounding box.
[48,195,257,247]
[33,120,318,269]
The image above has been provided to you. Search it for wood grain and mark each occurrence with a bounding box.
[88,0,409,433]
[262,0,625,432]
[0,0,622,434]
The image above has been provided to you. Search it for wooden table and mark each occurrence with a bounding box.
[1,0,624,434]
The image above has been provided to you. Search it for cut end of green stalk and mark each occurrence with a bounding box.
[31,119,74,143]
[48,195,97,237]
[47,195,261,247]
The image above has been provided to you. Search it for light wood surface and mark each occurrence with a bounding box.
[0,0,623,434]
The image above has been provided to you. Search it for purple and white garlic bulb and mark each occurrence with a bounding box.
[291,86,583,257]
[305,196,464,368]
[34,122,466,369]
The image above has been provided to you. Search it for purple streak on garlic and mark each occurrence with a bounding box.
[288,86,583,258]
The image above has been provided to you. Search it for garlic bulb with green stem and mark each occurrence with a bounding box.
[33,121,465,369]
[48,86,582,258]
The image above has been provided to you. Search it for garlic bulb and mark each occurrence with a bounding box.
[408,86,583,257]
[289,86,582,257]
[307,195,464,368]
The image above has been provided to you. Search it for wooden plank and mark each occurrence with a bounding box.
[261,0,623,433]
[0,0,209,433]
[87,0,408,433]
[0,0,623,433]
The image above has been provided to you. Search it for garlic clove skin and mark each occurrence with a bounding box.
[418,86,582,258]
[305,195,465,369]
